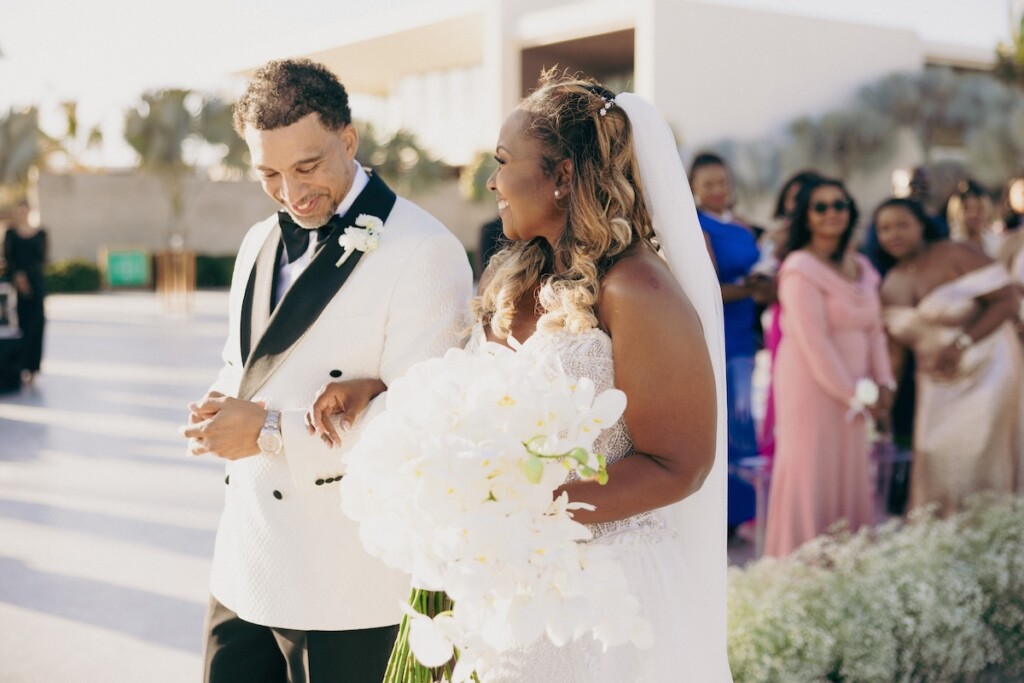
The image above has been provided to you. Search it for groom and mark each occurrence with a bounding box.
[182,59,472,682]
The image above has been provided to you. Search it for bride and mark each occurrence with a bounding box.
[309,71,732,681]
[471,72,731,682]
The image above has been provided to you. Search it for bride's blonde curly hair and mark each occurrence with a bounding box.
[472,69,657,338]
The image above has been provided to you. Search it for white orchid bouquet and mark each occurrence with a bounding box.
[339,340,652,682]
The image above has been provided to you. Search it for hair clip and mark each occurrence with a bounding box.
[599,97,615,117]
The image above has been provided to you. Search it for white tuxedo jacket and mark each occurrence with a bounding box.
[207,175,472,630]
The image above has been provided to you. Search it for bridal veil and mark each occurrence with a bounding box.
[616,92,733,682]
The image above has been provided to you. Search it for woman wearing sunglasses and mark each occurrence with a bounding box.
[876,197,1021,516]
[765,176,895,557]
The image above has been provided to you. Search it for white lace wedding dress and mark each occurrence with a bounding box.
[467,323,694,682]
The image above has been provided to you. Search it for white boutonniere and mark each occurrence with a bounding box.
[846,378,879,422]
[335,214,384,268]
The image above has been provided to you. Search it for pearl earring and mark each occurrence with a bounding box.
[554,190,560,198]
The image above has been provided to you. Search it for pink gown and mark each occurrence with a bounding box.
[759,303,782,459]
[765,252,895,557]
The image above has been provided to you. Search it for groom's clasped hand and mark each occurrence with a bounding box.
[182,391,267,460]
[183,379,380,456]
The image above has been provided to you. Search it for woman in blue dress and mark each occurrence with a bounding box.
[690,153,770,530]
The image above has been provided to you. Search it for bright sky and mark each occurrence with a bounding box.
[0,0,1013,166]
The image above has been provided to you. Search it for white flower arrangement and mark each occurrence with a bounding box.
[727,494,1024,682]
[335,213,384,267]
[846,377,880,422]
[339,341,651,682]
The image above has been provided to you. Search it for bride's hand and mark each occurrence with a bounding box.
[305,378,386,447]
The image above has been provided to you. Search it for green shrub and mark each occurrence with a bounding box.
[728,494,1024,681]
[195,254,235,288]
[45,259,101,293]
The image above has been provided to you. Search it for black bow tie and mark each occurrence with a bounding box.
[277,212,344,263]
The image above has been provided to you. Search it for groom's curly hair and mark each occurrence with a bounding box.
[233,58,351,135]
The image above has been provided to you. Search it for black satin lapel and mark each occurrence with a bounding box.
[237,174,397,401]
[240,261,257,364]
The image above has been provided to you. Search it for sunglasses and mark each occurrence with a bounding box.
[811,199,851,214]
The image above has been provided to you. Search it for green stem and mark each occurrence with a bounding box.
[382,588,458,683]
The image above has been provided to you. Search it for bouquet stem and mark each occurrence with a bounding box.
[383,588,456,683]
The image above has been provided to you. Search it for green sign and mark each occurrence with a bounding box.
[105,249,151,288]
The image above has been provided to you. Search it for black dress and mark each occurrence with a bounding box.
[3,227,47,373]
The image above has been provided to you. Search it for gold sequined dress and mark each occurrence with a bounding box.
[884,263,1022,515]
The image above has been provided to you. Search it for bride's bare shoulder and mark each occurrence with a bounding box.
[598,243,697,329]
[601,242,679,293]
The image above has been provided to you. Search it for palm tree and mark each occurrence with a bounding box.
[124,89,196,245]
[786,106,897,181]
[52,101,103,171]
[459,151,498,202]
[858,68,966,163]
[125,89,250,245]
[356,121,450,195]
[0,107,51,205]
[994,2,1024,87]
[196,96,249,179]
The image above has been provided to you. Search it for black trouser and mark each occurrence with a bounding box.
[203,595,398,683]
[16,291,43,373]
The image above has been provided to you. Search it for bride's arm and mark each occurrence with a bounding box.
[556,252,717,524]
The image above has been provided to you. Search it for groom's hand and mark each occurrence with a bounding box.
[182,394,266,460]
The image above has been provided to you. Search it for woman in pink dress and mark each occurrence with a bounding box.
[765,177,895,557]
[759,170,820,459]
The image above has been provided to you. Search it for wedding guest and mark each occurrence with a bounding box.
[863,166,949,275]
[690,152,768,531]
[765,177,895,557]
[181,59,472,683]
[3,199,47,386]
[861,167,949,511]
[948,179,1002,257]
[475,71,730,680]
[758,170,819,459]
[876,198,1022,513]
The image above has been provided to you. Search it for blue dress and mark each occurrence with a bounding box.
[699,211,758,527]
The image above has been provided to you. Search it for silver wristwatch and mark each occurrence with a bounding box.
[257,409,283,455]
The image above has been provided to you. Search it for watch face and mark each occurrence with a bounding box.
[258,432,283,454]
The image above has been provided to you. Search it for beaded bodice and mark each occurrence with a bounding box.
[467,324,668,541]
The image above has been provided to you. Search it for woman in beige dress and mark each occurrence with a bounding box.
[876,198,1022,514]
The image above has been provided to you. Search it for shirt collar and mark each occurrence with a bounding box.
[334,161,370,219]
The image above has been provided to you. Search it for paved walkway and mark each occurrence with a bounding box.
[0,292,228,682]
[0,291,757,682]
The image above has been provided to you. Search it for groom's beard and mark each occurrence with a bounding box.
[282,193,341,230]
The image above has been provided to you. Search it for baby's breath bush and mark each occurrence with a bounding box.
[728,494,1024,682]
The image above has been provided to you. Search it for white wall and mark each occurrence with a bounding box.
[37,172,489,264]
[643,1,923,147]
[388,65,488,166]
[38,172,279,262]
